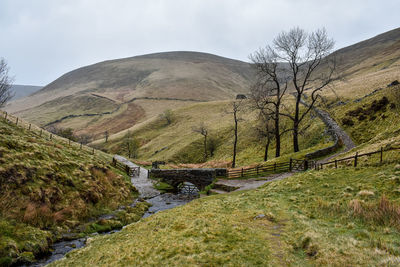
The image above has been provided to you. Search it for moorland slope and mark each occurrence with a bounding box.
[5,52,254,140]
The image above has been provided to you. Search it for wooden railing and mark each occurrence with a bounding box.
[316,146,400,170]
[227,158,311,179]
[112,157,140,176]
[0,110,111,162]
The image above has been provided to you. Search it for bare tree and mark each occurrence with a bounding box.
[125,130,139,158]
[248,49,289,158]
[0,58,14,108]
[104,131,109,143]
[230,99,244,168]
[160,109,174,125]
[77,133,92,145]
[253,27,336,152]
[192,122,209,162]
[255,112,275,161]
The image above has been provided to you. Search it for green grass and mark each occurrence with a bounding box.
[96,99,333,168]
[0,118,140,265]
[51,164,400,266]
[325,84,400,159]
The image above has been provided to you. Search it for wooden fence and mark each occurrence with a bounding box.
[227,158,312,179]
[0,110,111,162]
[112,157,140,176]
[316,146,400,170]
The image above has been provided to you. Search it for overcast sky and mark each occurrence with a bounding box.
[0,0,398,86]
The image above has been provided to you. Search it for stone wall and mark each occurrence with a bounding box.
[304,106,343,160]
[149,168,225,190]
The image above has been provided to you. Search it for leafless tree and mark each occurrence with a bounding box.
[229,99,244,168]
[160,109,174,125]
[253,27,336,152]
[104,131,109,143]
[125,130,139,158]
[255,112,275,161]
[0,58,14,108]
[248,48,289,157]
[77,133,92,145]
[192,122,209,162]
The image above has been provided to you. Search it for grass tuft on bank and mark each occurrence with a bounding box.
[52,163,400,266]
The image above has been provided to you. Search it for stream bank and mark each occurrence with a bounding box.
[26,160,196,267]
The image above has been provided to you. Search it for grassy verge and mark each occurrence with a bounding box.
[50,163,400,266]
[0,118,142,265]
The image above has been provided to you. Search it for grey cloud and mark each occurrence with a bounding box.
[0,0,398,85]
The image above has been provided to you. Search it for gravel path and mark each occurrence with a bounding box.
[311,106,356,163]
[216,172,294,192]
[299,100,356,163]
[114,155,160,199]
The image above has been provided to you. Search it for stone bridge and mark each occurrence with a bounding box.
[149,168,227,190]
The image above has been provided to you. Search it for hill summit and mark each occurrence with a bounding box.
[6,51,253,139]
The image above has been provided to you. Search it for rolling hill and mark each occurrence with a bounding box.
[10,84,42,100]
[5,52,254,140]
[4,28,400,164]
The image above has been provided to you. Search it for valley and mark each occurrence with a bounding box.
[1,26,400,266]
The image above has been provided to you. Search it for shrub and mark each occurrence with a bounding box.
[342,117,354,126]
[349,196,400,229]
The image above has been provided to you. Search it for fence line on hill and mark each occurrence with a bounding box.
[315,146,400,170]
[227,158,314,179]
[0,110,110,160]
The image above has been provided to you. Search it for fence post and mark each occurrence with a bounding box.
[320,163,323,170]
[380,147,383,164]
[4,112,7,120]
[125,165,130,175]
[40,129,42,136]
[289,158,293,172]
[92,148,95,155]
[241,168,244,178]
[80,142,82,149]
[68,139,71,146]
[354,152,358,167]
[256,166,259,175]
[28,124,31,131]
[274,162,277,171]
[16,117,18,125]
[304,160,308,171]
[335,160,337,169]
[50,134,52,140]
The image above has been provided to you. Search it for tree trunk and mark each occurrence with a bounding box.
[232,115,238,168]
[264,138,270,161]
[204,135,208,162]
[293,95,301,152]
[293,126,299,152]
[275,105,280,157]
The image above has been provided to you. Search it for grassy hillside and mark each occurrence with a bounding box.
[93,99,333,167]
[51,164,400,266]
[322,28,400,100]
[5,28,400,147]
[6,52,254,140]
[0,118,146,266]
[10,84,42,100]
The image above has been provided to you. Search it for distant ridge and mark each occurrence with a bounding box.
[11,84,42,100]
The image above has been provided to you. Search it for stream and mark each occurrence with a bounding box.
[26,159,197,267]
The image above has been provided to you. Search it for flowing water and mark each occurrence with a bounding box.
[26,159,197,266]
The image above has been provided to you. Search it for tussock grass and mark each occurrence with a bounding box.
[0,118,138,265]
[52,164,400,266]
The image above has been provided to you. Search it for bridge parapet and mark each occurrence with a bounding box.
[149,168,226,190]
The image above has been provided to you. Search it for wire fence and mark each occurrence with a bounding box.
[316,146,400,170]
[0,110,111,162]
